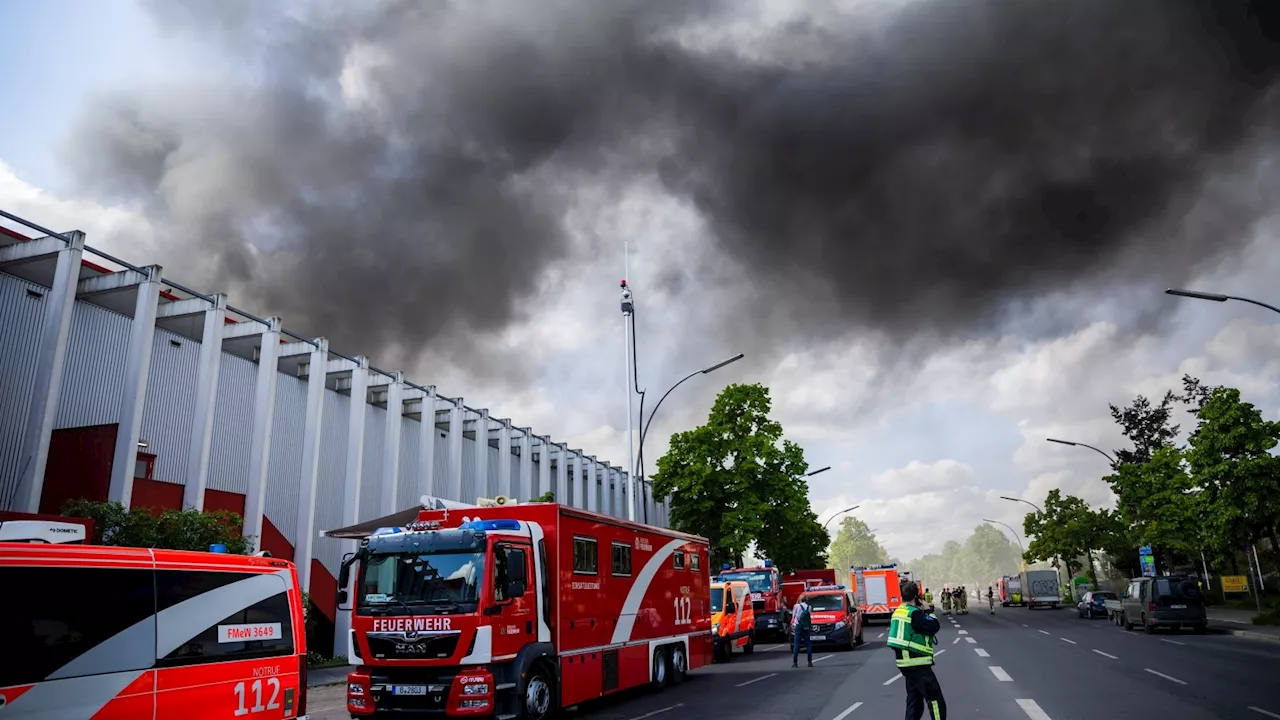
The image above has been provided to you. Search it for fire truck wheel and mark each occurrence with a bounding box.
[669,644,688,685]
[523,665,556,720]
[743,631,755,654]
[651,648,670,689]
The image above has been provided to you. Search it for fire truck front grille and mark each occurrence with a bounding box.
[752,600,766,612]
[370,668,458,713]
[366,632,462,660]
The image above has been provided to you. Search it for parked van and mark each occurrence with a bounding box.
[0,523,309,719]
[1120,575,1207,634]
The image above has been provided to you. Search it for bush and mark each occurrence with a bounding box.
[62,499,251,554]
[1254,609,1280,627]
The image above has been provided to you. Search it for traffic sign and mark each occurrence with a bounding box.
[1221,575,1249,593]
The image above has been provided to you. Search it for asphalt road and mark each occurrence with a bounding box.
[305,608,1280,719]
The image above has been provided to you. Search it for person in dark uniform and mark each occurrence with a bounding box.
[886,579,946,719]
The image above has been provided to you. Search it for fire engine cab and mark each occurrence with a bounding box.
[798,585,864,650]
[338,500,712,719]
[709,580,756,661]
[717,561,786,638]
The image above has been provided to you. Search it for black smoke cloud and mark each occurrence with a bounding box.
[67,0,1280,371]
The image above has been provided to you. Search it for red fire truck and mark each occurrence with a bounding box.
[0,520,309,719]
[339,501,712,719]
[717,561,786,638]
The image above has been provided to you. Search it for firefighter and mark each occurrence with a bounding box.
[987,586,995,614]
[940,587,952,616]
[924,587,934,606]
[887,579,947,719]
[958,587,968,615]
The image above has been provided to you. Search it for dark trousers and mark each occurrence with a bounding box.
[792,628,812,664]
[902,666,946,720]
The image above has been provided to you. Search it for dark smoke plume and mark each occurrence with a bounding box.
[67,0,1280,371]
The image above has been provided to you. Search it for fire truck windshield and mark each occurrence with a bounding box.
[720,571,773,593]
[357,550,486,614]
[803,593,844,611]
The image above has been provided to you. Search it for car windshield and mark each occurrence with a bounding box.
[711,590,725,613]
[805,594,844,612]
[358,550,485,614]
[720,571,773,593]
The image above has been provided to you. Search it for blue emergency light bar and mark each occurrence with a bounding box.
[763,560,773,568]
[459,519,522,532]
[209,544,227,553]
[722,563,731,570]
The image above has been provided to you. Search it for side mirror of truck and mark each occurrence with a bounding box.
[507,553,527,584]
[337,589,349,607]
[507,581,527,598]
[337,552,356,610]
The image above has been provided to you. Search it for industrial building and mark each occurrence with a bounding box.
[0,209,668,653]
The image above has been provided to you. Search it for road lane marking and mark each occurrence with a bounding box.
[1017,699,1053,720]
[831,702,863,720]
[958,630,968,635]
[975,648,990,657]
[1060,638,1077,644]
[1144,669,1186,685]
[1248,707,1280,719]
[1159,639,1186,646]
[883,674,903,685]
[1022,623,1028,627]
[813,654,834,663]
[877,633,885,639]
[736,673,777,687]
[1092,649,1118,659]
[1037,630,1051,635]
[989,666,1013,682]
[953,637,961,644]
[966,637,976,644]
[628,705,684,720]
[760,644,783,652]
[936,649,947,655]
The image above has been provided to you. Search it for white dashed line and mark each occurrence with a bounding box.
[1017,699,1053,720]
[989,666,1013,682]
[935,649,947,655]
[883,674,904,685]
[877,633,885,640]
[813,654,834,664]
[965,637,976,644]
[975,648,990,657]
[1037,630,1051,635]
[1159,639,1186,646]
[1060,638,1077,645]
[1248,707,1280,719]
[1092,649,1118,659]
[958,630,969,635]
[736,673,777,688]
[831,702,864,720]
[1144,669,1186,685]
[627,704,684,720]
[1021,624,1028,627]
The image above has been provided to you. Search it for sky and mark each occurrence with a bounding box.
[3,0,1280,563]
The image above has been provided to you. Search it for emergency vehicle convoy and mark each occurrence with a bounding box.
[339,499,712,719]
[710,580,756,660]
[797,585,864,650]
[717,561,787,638]
[850,563,908,624]
[0,520,310,720]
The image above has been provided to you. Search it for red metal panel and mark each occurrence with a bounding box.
[309,559,337,622]
[261,516,294,562]
[559,651,603,707]
[131,478,184,514]
[39,423,116,514]
[203,488,246,516]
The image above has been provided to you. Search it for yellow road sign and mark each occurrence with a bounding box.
[1221,575,1249,593]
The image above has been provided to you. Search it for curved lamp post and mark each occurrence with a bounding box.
[984,518,1027,571]
[1046,438,1116,466]
[1166,288,1280,315]
[823,504,860,530]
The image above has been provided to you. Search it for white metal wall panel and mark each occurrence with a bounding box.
[359,404,386,522]
[0,273,47,506]
[433,430,450,494]
[460,435,478,504]
[487,443,500,496]
[508,453,520,498]
[55,300,129,429]
[137,327,201,485]
[314,389,351,576]
[395,414,421,512]
[206,354,256,495]
[263,373,307,544]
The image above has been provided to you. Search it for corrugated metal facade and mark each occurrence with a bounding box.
[0,267,661,583]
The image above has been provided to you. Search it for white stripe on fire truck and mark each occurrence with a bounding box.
[611,537,689,644]
[8,569,292,719]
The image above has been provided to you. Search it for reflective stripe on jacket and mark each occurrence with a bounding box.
[886,603,936,668]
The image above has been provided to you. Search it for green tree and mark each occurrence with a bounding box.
[1021,490,1104,581]
[827,517,888,572]
[1109,390,1180,467]
[1104,446,1202,571]
[652,383,823,570]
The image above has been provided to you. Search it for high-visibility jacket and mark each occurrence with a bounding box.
[924,590,934,604]
[887,604,936,668]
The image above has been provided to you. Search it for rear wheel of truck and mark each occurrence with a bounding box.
[651,648,670,689]
[669,644,687,685]
[523,665,556,720]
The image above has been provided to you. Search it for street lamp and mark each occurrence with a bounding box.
[1166,288,1280,315]
[1000,496,1062,586]
[635,353,745,523]
[824,505,860,530]
[983,518,1027,571]
[1000,496,1043,513]
[1045,438,1116,466]
[807,466,831,477]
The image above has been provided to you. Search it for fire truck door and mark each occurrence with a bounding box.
[494,544,535,643]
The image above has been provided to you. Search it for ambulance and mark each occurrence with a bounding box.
[710,579,756,661]
[798,584,864,650]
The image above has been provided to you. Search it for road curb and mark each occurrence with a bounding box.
[1214,627,1280,643]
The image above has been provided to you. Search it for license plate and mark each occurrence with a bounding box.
[1170,604,1186,609]
[810,635,826,641]
[393,685,427,696]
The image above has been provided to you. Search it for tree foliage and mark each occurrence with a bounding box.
[1022,489,1110,581]
[63,499,250,554]
[904,524,1024,589]
[827,516,888,571]
[653,383,828,571]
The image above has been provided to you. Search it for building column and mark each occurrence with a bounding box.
[242,317,282,551]
[418,386,438,502]
[474,408,490,499]
[555,444,569,504]
[292,338,328,592]
[497,420,513,499]
[334,354,370,654]
[447,400,465,502]
[182,293,227,510]
[587,456,600,513]
[380,372,405,515]
[518,428,533,501]
[537,436,551,500]
[107,265,163,508]
[11,231,85,513]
